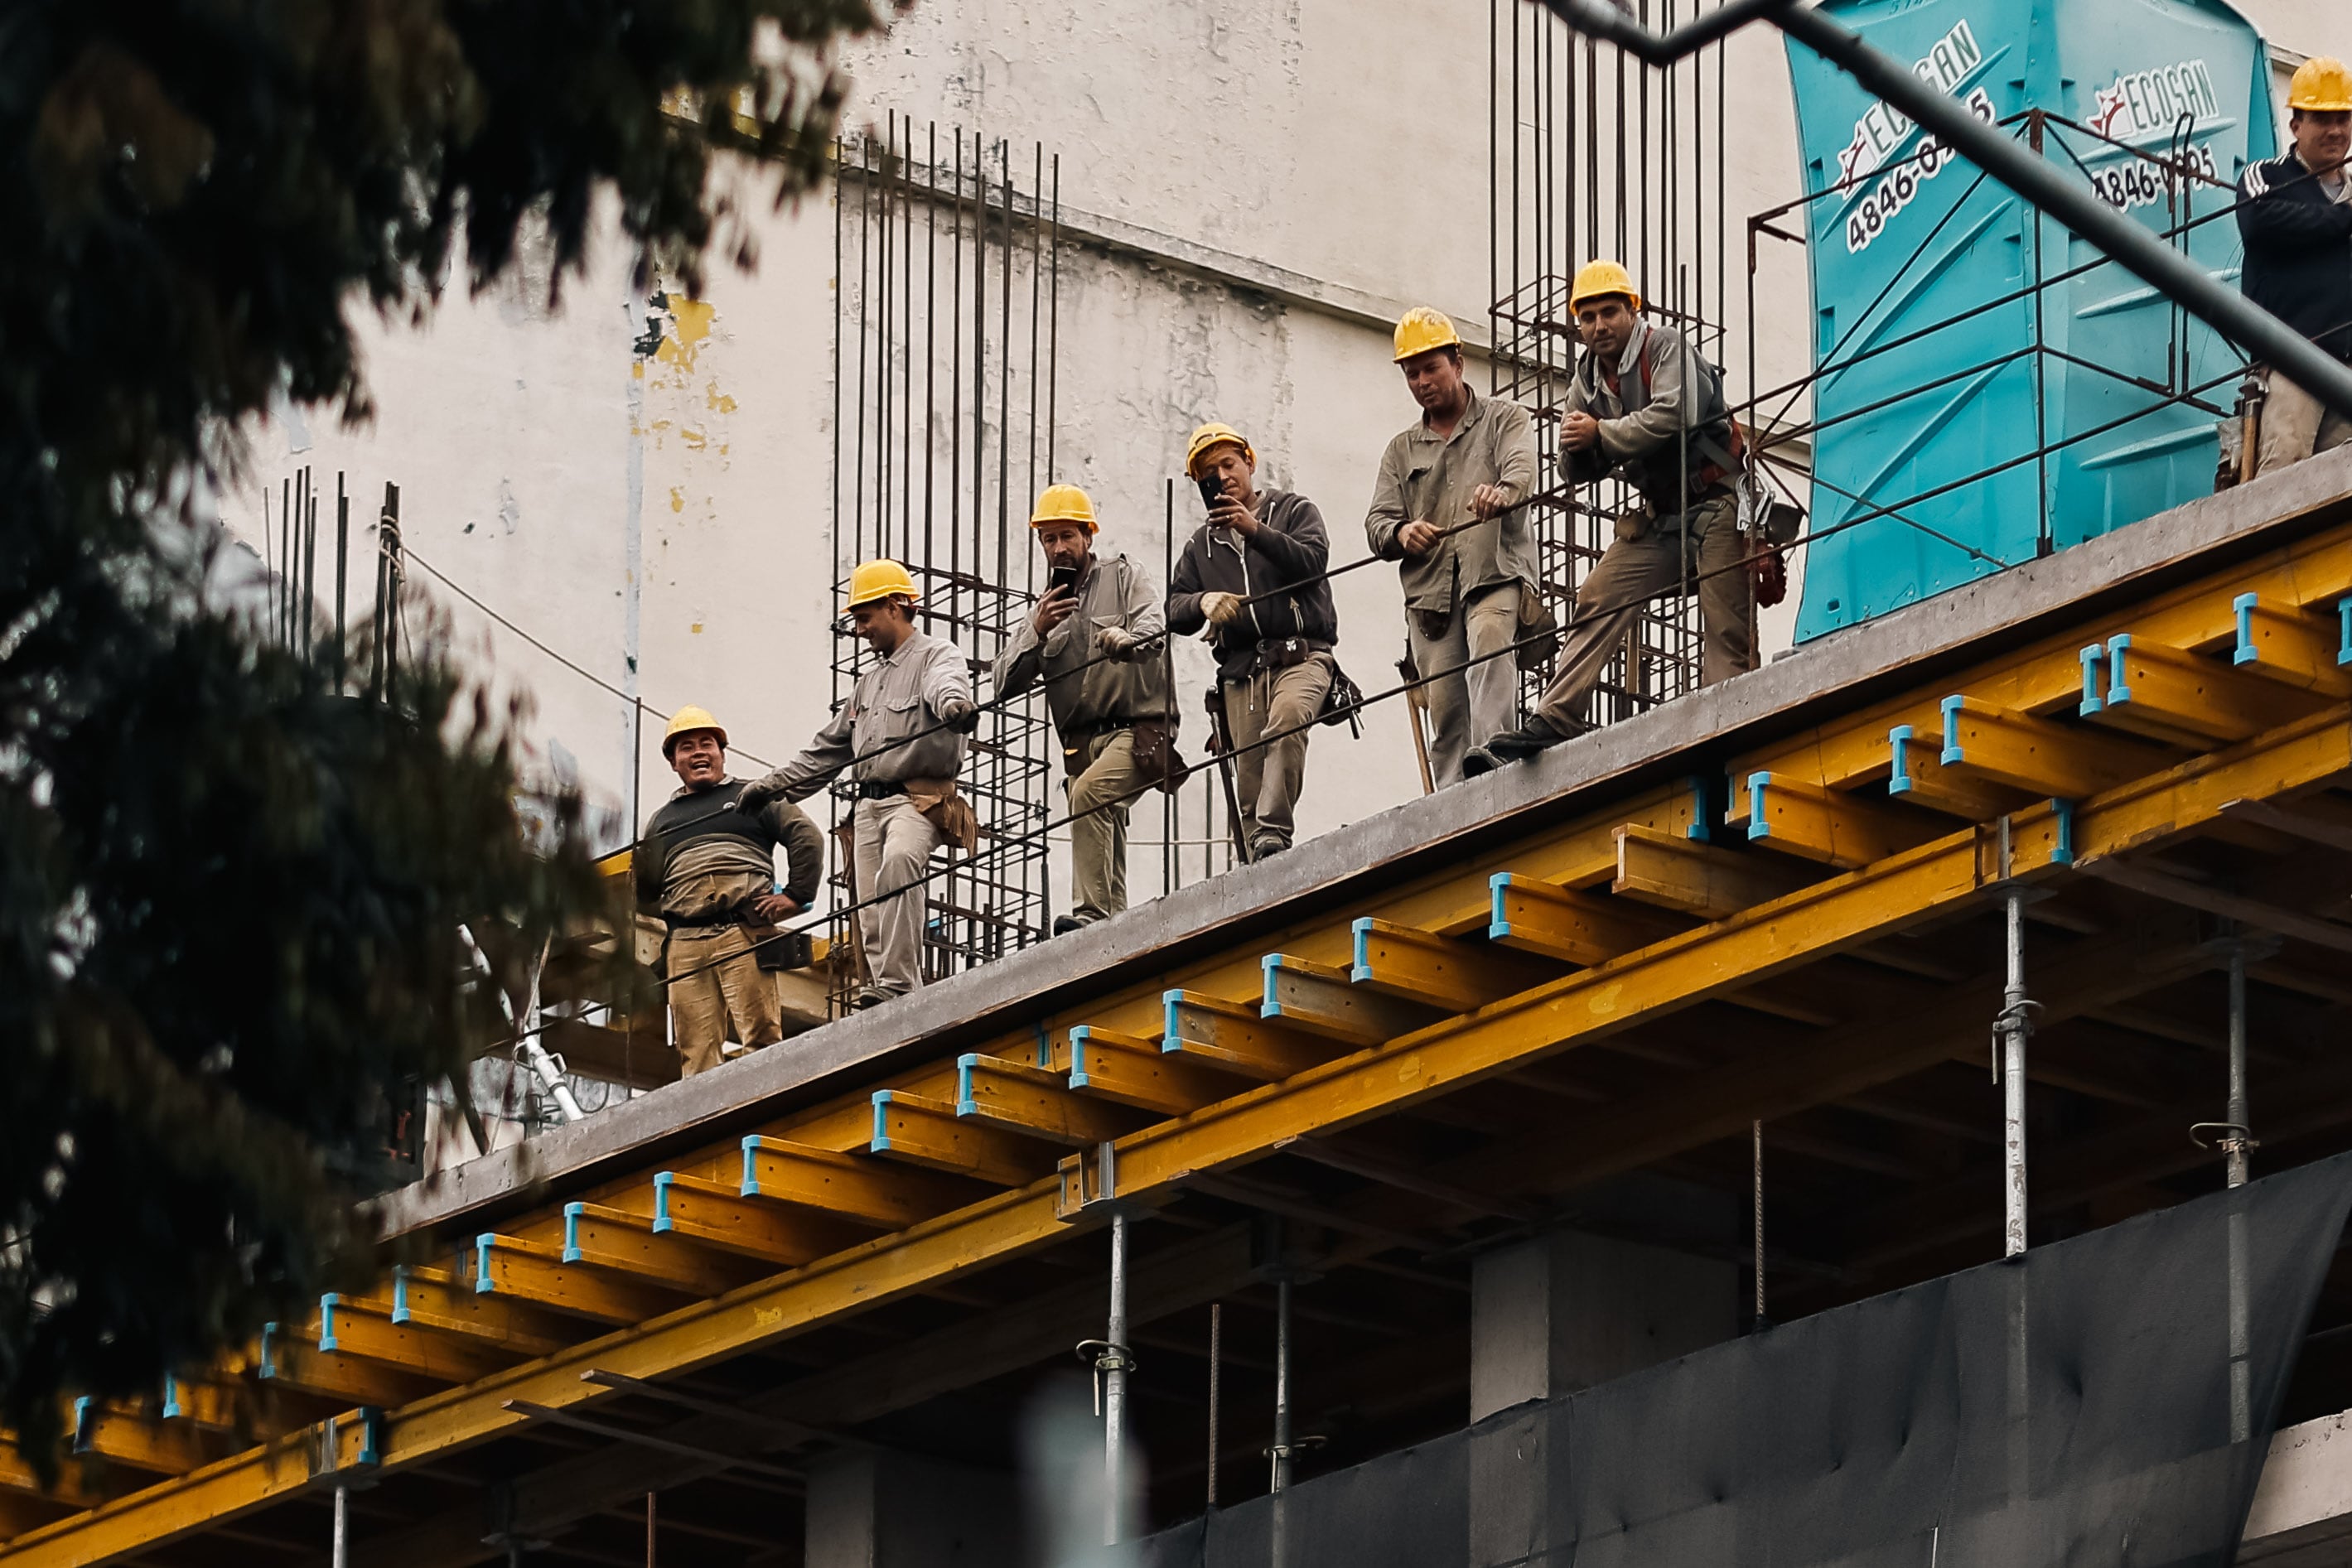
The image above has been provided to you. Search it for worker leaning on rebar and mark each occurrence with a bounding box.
[634,707,825,1075]
[1366,308,1541,788]
[1466,261,1756,775]
[737,561,979,1010]
[993,485,1179,935]
[1166,422,1338,861]
[2238,57,2352,477]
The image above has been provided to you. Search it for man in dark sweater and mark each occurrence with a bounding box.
[635,706,824,1076]
[2239,57,2352,475]
[1166,422,1338,859]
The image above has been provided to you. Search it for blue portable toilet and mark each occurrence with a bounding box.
[1784,0,2276,640]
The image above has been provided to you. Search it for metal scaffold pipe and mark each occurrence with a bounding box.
[1104,1212,1132,1548]
[2228,942,2251,1189]
[1271,1278,1294,1498]
[2001,888,2031,1257]
[332,1485,349,1568]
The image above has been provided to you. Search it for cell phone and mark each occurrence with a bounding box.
[1047,562,1080,597]
[1198,474,1227,514]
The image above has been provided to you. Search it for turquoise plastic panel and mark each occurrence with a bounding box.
[1785,0,2275,641]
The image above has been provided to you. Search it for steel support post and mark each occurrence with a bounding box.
[1206,1302,1222,1509]
[332,1486,349,1568]
[1752,1119,1767,1325]
[1104,1213,1132,1548]
[2001,890,2031,1257]
[2228,943,2250,1189]
[1270,1276,1294,1568]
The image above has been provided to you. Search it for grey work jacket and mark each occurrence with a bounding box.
[1365,388,1541,615]
[1558,319,1734,514]
[992,552,1174,744]
[756,630,973,800]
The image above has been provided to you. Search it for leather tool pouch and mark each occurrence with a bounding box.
[1131,719,1191,795]
[1319,662,1365,738]
[1514,583,1560,673]
[1258,637,1311,671]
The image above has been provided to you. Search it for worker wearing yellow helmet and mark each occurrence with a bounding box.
[1466,260,1755,775]
[1367,306,1540,786]
[994,483,1179,933]
[2237,57,2352,476]
[737,560,980,1008]
[1168,421,1341,860]
[634,707,826,1075]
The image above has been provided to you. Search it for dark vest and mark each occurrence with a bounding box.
[645,781,775,861]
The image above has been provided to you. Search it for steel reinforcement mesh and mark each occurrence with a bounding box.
[1137,1152,2352,1567]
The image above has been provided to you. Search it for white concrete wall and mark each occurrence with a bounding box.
[223,0,2352,895]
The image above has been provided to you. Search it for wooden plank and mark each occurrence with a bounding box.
[2091,634,2322,746]
[954,1055,1144,1146]
[650,1172,867,1267]
[471,1234,688,1325]
[2230,593,2352,698]
[1742,771,1941,868]
[1066,1026,1243,1116]
[317,1298,524,1384]
[1162,990,1335,1077]
[70,1406,218,1478]
[1350,919,1553,1012]
[0,1442,110,1508]
[738,1135,973,1229]
[1614,824,1810,918]
[1261,954,1442,1045]
[1939,694,2167,798]
[869,1092,1054,1188]
[1486,873,1685,966]
[562,1204,763,1295]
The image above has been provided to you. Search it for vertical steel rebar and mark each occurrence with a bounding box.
[333,473,349,690]
[1206,1301,1223,1509]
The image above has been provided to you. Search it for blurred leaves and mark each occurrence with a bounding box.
[0,0,883,1474]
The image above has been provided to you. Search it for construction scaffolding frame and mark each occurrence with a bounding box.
[1487,0,1734,730]
[832,115,1063,1001]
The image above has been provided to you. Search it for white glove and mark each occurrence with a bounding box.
[1200,591,1244,628]
[1094,625,1145,659]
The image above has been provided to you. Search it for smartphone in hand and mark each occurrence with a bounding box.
[1198,474,1226,514]
[1047,562,1081,596]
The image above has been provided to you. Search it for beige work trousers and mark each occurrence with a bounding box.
[1223,654,1332,852]
[1535,494,1752,734]
[1410,582,1522,788]
[2256,368,2352,478]
[1066,730,1153,924]
[852,795,940,996]
[666,924,783,1077]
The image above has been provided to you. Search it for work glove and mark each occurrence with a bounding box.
[733,779,780,814]
[937,698,982,735]
[1200,591,1244,628]
[1094,625,1146,660]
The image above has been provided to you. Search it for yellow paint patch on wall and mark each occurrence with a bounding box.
[706,380,737,414]
[680,427,708,451]
[655,298,717,372]
[669,487,685,514]
[691,621,704,634]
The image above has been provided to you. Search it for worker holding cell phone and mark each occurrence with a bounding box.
[1166,422,1340,861]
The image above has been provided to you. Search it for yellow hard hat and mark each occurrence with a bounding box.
[844,557,920,611]
[2289,56,2352,113]
[1393,307,1461,363]
[1029,483,1099,533]
[661,705,727,758]
[1185,422,1256,479]
[1569,259,1643,315]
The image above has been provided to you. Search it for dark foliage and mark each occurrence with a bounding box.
[0,0,881,1466]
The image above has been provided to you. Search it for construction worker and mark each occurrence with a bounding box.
[1466,262,1752,774]
[1366,307,1539,787]
[738,560,978,1008]
[2239,56,2352,475]
[994,484,1176,933]
[635,707,826,1075]
[1167,422,1337,859]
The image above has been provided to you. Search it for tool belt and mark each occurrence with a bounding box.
[1253,636,1316,672]
[854,779,906,799]
[1063,718,1188,794]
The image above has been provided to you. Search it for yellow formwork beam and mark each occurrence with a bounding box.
[5,710,2341,1567]
[954,1055,1142,1147]
[1725,524,2352,815]
[1613,825,1809,918]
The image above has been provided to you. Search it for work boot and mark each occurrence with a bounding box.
[1248,834,1289,861]
[1477,716,1581,770]
[853,986,897,1011]
[1051,914,1088,937]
